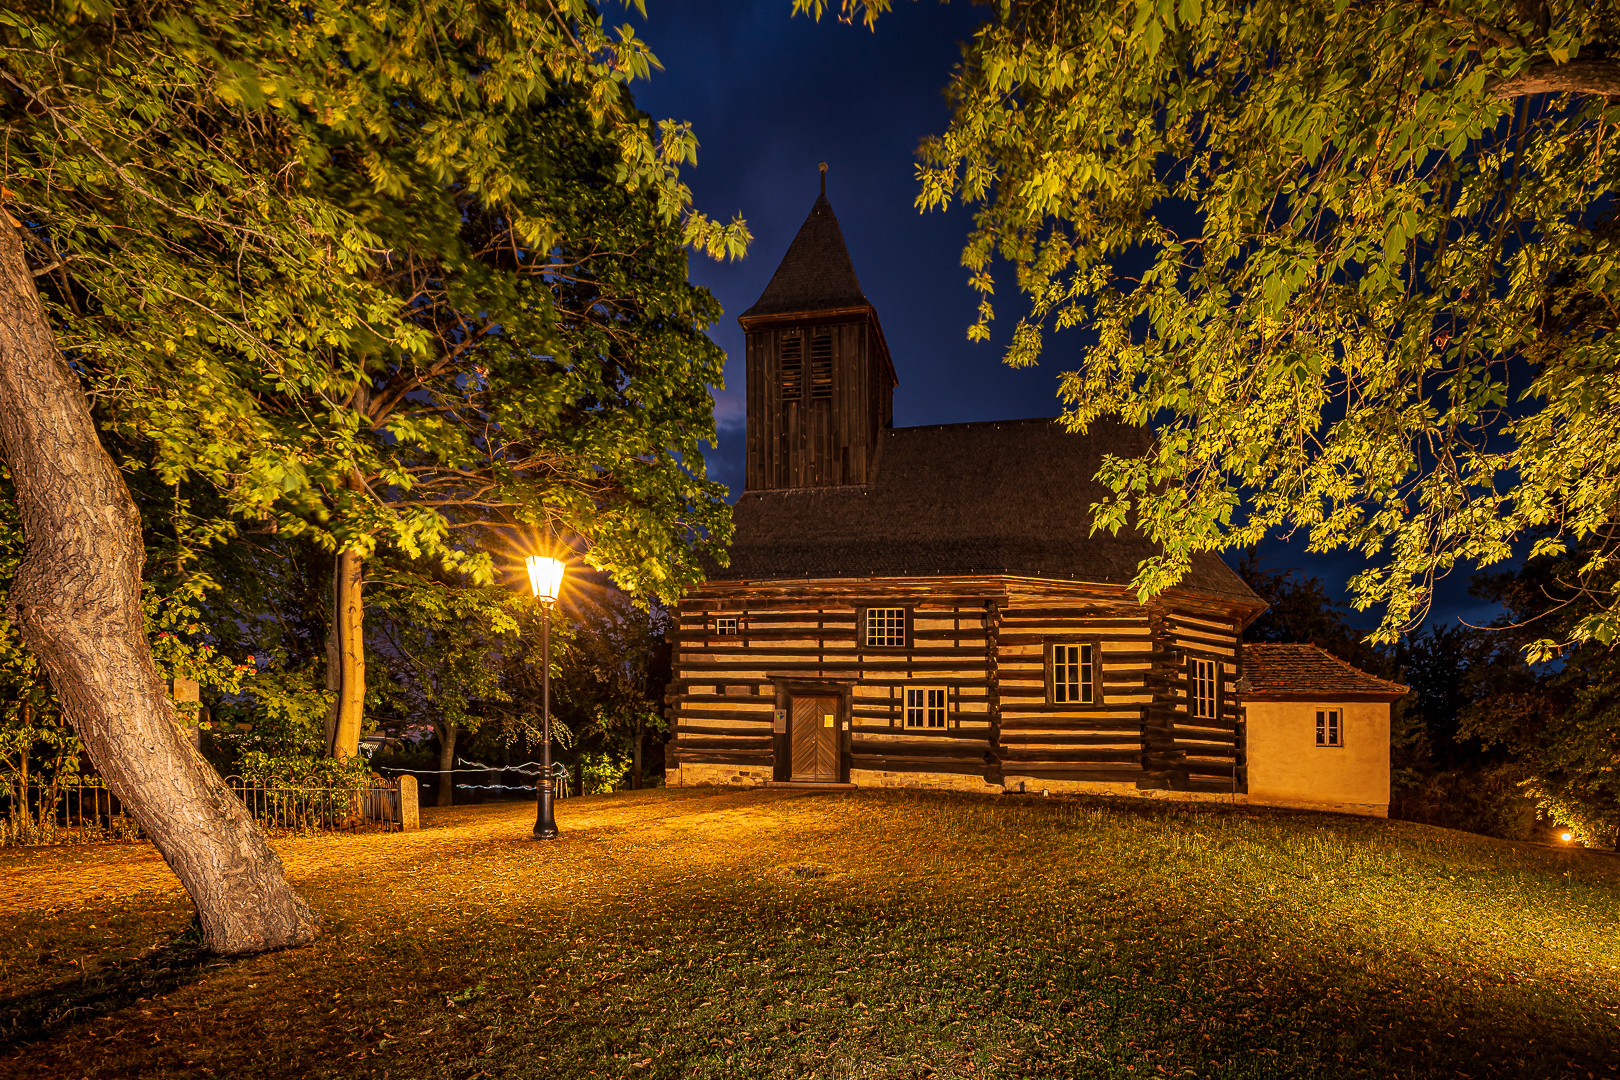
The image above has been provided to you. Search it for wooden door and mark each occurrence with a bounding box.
[790,696,841,782]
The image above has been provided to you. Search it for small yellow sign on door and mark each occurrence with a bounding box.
[823,714,834,727]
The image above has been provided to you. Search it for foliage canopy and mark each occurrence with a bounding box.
[802,0,1620,652]
[3,0,746,598]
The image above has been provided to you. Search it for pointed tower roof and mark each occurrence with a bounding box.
[740,164,870,321]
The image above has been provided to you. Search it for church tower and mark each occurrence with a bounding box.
[738,165,896,491]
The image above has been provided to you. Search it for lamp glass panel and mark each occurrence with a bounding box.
[525,555,567,601]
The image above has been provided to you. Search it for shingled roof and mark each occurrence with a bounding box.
[1242,644,1409,701]
[739,186,869,320]
[714,417,1263,608]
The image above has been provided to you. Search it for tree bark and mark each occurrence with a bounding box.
[633,711,643,790]
[323,558,341,753]
[326,546,365,758]
[0,223,319,954]
[1489,58,1620,98]
[436,722,457,807]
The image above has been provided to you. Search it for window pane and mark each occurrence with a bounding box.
[1054,644,1086,703]
[905,687,924,727]
[1189,658,1218,719]
[866,608,905,647]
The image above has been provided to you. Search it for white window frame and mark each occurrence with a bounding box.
[1051,643,1095,705]
[1316,708,1343,747]
[905,686,949,729]
[1191,658,1219,720]
[864,607,907,648]
[713,615,738,636]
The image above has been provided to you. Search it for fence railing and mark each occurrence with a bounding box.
[224,775,404,834]
[0,778,141,838]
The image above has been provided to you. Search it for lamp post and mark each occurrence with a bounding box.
[525,554,566,839]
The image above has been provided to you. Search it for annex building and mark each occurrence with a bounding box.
[665,176,1406,817]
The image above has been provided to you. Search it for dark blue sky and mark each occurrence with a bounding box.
[630,0,1494,632]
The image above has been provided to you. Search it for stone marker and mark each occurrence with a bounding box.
[397,774,419,831]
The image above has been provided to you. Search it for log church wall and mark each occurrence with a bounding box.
[666,576,1248,793]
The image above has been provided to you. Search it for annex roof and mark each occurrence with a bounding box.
[714,417,1263,609]
[1242,643,1409,702]
[738,187,869,321]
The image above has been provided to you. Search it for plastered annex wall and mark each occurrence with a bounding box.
[1245,700,1391,817]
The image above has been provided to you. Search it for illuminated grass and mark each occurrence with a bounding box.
[1,788,1617,1078]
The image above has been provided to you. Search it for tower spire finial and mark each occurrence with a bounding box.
[819,161,827,197]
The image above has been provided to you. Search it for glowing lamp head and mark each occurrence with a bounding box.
[1560,831,1574,843]
[525,555,566,603]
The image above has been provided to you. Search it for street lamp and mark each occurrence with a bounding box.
[525,554,566,839]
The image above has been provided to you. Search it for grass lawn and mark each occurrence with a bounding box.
[1,787,1617,1079]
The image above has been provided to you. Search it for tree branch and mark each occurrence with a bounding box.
[1489,58,1620,98]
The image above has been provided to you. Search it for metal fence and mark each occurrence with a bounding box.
[0,774,406,845]
[0,778,141,837]
[224,775,403,834]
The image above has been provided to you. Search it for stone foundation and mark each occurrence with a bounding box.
[669,763,771,788]
[669,763,1387,817]
[849,768,1002,794]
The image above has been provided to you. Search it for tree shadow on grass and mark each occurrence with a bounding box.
[0,933,229,1052]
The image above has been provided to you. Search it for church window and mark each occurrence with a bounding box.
[1191,658,1219,720]
[1049,643,1095,705]
[863,607,907,648]
[905,686,948,728]
[1316,708,1342,747]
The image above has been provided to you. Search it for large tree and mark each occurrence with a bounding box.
[805,0,1620,652]
[1463,546,1620,845]
[1,0,740,952]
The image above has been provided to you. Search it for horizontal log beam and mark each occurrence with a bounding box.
[1000,716,1147,733]
[849,757,995,776]
[1003,766,1147,783]
[999,733,1143,747]
[678,751,775,766]
[999,748,1144,764]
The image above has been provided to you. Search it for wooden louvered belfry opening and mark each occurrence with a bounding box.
[778,329,833,404]
[809,329,833,400]
[780,333,803,401]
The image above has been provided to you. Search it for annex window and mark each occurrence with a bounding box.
[864,607,907,648]
[905,687,948,729]
[1316,708,1343,747]
[1049,643,1095,705]
[780,334,803,402]
[1190,658,1219,720]
[713,616,738,636]
[809,330,833,400]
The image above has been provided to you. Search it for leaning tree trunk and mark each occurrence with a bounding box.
[436,722,457,807]
[326,546,365,758]
[0,222,320,955]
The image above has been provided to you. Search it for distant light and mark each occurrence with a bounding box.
[525,555,566,603]
[1560,831,1573,843]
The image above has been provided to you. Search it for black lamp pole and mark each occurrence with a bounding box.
[534,597,558,839]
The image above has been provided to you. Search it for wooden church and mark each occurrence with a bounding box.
[664,171,1404,816]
